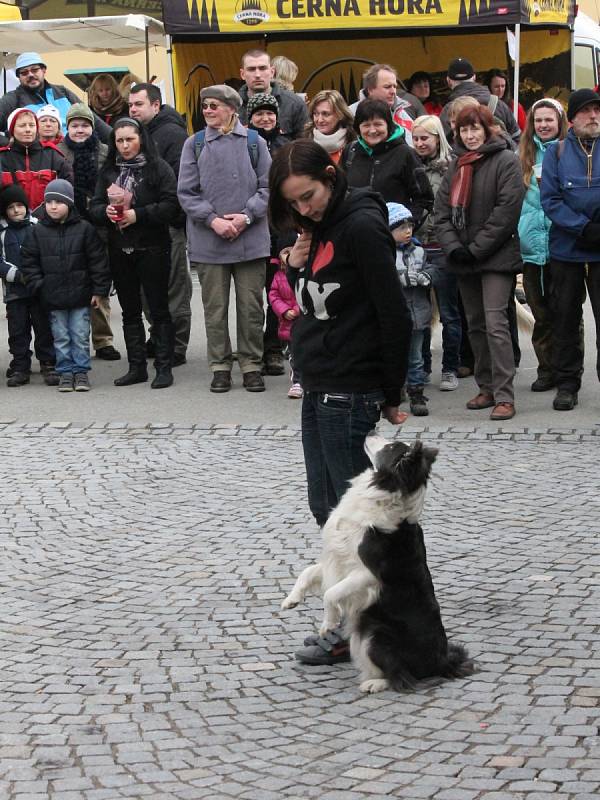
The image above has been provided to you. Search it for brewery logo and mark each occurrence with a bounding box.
[234,0,270,25]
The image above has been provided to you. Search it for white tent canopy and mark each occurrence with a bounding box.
[0,15,165,68]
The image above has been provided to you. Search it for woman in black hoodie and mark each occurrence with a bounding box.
[269,140,412,664]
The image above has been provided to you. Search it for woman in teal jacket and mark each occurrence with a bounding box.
[518,99,567,392]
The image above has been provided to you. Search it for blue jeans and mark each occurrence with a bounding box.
[430,252,462,374]
[301,390,384,527]
[49,307,91,374]
[407,329,426,388]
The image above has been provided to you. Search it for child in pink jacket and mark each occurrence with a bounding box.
[268,259,303,398]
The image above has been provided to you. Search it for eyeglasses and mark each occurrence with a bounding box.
[18,66,42,77]
[202,102,224,111]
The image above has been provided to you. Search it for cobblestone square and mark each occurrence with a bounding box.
[0,423,598,799]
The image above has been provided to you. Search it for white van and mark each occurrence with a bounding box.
[574,11,600,88]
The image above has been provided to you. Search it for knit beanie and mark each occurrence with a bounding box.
[7,107,38,136]
[0,184,29,215]
[387,202,414,229]
[66,102,95,128]
[567,88,600,122]
[45,179,74,208]
[531,97,565,119]
[247,92,279,120]
[36,104,62,124]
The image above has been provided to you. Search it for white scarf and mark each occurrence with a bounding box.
[313,127,349,154]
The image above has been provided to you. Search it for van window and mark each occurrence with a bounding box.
[575,44,596,89]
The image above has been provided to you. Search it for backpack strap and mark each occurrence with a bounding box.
[194,128,259,171]
[344,141,358,172]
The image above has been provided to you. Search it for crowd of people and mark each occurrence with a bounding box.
[0,48,599,417]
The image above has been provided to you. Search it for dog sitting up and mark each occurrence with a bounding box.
[282,434,474,693]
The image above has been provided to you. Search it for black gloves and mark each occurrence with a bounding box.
[450,247,476,266]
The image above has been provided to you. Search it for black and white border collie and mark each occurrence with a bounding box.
[282,434,474,693]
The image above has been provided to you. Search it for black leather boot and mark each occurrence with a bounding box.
[114,322,148,387]
[151,321,174,389]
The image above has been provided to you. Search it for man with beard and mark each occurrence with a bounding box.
[541,88,600,411]
[0,53,111,143]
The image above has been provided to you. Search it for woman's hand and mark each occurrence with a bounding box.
[287,232,312,269]
[211,217,239,240]
[382,406,409,425]
[117,209,136,229]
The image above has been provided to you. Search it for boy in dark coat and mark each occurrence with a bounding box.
[21,179,111,392]
[0,184,58,387]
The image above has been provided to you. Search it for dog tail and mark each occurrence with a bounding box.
[441,642,476,679]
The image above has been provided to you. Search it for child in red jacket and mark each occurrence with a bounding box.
[268,258,303,398]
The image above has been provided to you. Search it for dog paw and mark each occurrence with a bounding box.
[359,678,389,694]
[281,595,299,610]
[319,618,338,637]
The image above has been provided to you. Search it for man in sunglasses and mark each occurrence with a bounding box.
[0,52,111,143]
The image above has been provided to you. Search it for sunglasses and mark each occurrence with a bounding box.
[201,101,225,111]
[18,66,43,77]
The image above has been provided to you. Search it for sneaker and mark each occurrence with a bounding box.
[242,371,265,392]
[6,371,30,387]
[287,383,303,399]
[440,371,459,391]
[210,371,231,393]
[553,389,578,411]
[408,386,429,416]
[263,352,285,376]
[58,373,74,392]
[295,628,351,665]
[95,345,121,361]
[74,372,91,392]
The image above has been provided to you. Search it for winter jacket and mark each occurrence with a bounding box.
[0,214,37,302]
[395,240,436,331]
[90,156,179,252]
[177,119,271,264]
[250,124,290,154]
[57,139,107,221]
[540,128,600,263]
[0,139,73,211]
[239,82,309,140]
[341,126,434,229]
[0,82,112,142]
[20,207,111,310]
[290,185,412,406]
[268,267,299,342]
[518,134,555,266]
[440,81,520,144]
[434,137,524,275]
[146,105,188,228]
[419,155,452,246]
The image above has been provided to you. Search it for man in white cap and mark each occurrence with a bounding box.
[0,52,111,143]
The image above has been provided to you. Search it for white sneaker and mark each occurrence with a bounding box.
[288,383,303,399]
[440,371,459,391]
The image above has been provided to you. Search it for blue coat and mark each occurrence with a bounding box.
[518,135,555,266]
[540,128,600,262]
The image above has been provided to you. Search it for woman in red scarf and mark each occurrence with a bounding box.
[434,105,524,420]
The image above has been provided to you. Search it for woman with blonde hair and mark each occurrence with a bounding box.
[88,73,128,128]
[271,55,298,92]
[305,89,356,163]
[412,113,462,390]
[518,98,568,392]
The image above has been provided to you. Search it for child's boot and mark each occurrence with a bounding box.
[408,385,429,416]
[40,362,60,386]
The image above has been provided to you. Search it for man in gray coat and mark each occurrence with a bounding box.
[177,85,272,393]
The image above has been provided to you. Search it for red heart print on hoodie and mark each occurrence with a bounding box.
[312,241,334,273]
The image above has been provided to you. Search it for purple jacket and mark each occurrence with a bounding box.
[268,266,300,341]
[177,120,271,264]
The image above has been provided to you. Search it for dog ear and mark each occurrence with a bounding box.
[396,440,438,493]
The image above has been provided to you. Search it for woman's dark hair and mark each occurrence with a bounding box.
[455,105,496,145]
[102,117,159,173]
[353,99,394,137]
[269,139,347,232]
[486,68,512,104]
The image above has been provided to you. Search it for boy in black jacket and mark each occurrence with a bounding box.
[21,179,111,392]
[0,184,58,387]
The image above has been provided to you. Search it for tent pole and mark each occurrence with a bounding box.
[145,24,150,81]
[165,34,176,108]
[513,23,521,123]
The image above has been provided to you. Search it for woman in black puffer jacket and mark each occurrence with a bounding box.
[340,99,433,229]
[90,117,179,390]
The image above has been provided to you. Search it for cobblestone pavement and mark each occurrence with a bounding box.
[1,423,598,800]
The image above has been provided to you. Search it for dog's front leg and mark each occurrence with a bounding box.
[281,563,323,610]
[320,568,375,636]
